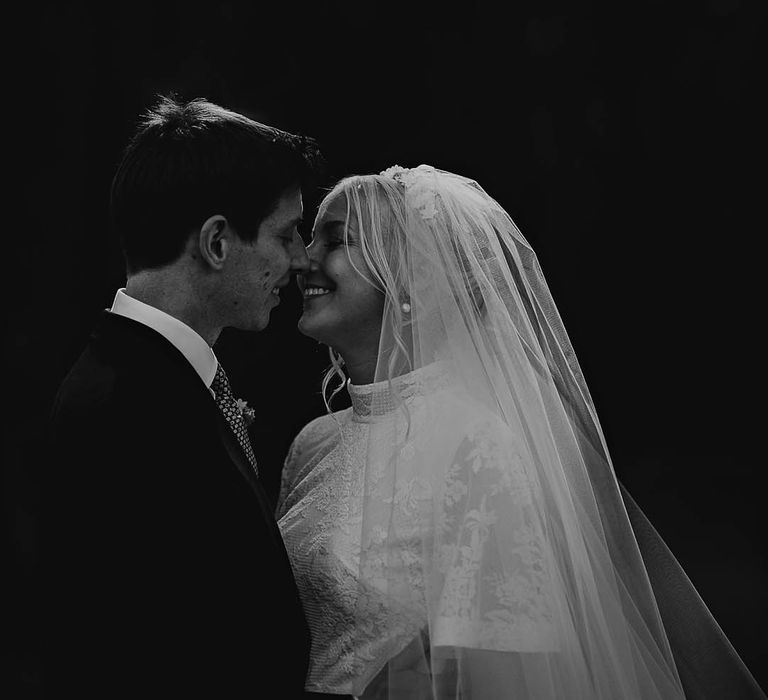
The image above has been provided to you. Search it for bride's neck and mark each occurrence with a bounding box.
[342,336,421,387]
[342,355,378,386]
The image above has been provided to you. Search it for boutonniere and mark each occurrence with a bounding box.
[235,398,256,427]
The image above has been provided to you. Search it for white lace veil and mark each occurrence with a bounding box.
[324,165,686,699]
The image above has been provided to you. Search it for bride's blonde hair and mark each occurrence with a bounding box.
[318,174,413,414]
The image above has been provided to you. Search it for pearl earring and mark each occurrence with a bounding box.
[401,302,411,313]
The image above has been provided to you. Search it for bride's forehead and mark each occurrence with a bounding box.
[315,193,354,226]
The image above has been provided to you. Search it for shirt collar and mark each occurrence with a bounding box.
[109,289,218,389]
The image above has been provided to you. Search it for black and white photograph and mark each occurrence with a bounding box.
[9,2,767,697]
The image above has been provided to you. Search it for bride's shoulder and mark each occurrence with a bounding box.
[424,389,521,451]
[287,408,351,460]
[279,409,352,514]
[298,408,350,439]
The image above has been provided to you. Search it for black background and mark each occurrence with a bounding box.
[11,0,766,690]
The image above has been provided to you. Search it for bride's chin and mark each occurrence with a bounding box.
[297,314,324,341]
[297,315,311,335]
[298,320,339,350]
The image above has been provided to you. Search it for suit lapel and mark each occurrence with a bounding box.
[96,311,284,548]
[213,406,286,549]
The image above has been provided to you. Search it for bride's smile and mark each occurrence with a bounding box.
[302,284,333,297]
[297,193,384,365]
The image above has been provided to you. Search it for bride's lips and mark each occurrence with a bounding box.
[303,287,332,300]
[299,277,334,302]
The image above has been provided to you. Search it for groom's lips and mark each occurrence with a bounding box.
[270,280,288,299]
[267,278,293,306]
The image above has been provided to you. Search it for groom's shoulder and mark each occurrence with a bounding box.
[53,343,120,414]
[52,318,201,424]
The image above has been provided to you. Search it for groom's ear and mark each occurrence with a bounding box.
[197,215,231,270]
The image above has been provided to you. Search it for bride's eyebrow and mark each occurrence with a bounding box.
[310,217,357,245]
[315,219,351,238]
[327,220,347,234]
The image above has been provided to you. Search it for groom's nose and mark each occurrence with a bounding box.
[289,235,310,273]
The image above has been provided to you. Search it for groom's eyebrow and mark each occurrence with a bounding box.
[280,216,303,232]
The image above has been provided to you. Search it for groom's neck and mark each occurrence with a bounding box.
[125,270,221,347]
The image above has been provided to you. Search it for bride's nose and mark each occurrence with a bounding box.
[305,238,321,263]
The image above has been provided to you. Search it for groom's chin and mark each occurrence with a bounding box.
[234,312,271,334]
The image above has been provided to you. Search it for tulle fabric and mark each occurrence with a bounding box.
[339,165,686,699]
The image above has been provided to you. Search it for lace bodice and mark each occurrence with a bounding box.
[277,365,555,696]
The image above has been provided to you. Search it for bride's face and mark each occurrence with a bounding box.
[297,194,385,355]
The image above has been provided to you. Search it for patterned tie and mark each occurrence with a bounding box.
[211,364,259,476]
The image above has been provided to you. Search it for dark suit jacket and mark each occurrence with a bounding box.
[47,311,311,697]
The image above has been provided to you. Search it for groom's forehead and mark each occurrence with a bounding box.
[271,187,303,224]
[283,186,303,213]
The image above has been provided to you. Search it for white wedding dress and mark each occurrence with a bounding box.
[277,363,557,697]
[275,164,699,699]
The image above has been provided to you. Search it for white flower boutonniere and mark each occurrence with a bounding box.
[235,398,256,427]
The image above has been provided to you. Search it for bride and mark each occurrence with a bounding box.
[276,165,763,699]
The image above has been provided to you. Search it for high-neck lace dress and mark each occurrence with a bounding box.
[276,364,555,697]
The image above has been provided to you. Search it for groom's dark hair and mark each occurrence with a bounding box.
[110,95,323,274]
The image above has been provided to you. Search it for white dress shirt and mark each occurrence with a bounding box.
[109,289,218,391]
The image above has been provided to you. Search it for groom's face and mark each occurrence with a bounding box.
[224,186,308,331]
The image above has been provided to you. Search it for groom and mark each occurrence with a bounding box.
[49,97,321,696]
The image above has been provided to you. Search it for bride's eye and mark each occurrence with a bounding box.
[325,238,346,249]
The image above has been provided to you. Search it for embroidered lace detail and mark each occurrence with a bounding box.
[433,419,555,651]
[277,373,555,695]
[347,361,451,419]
